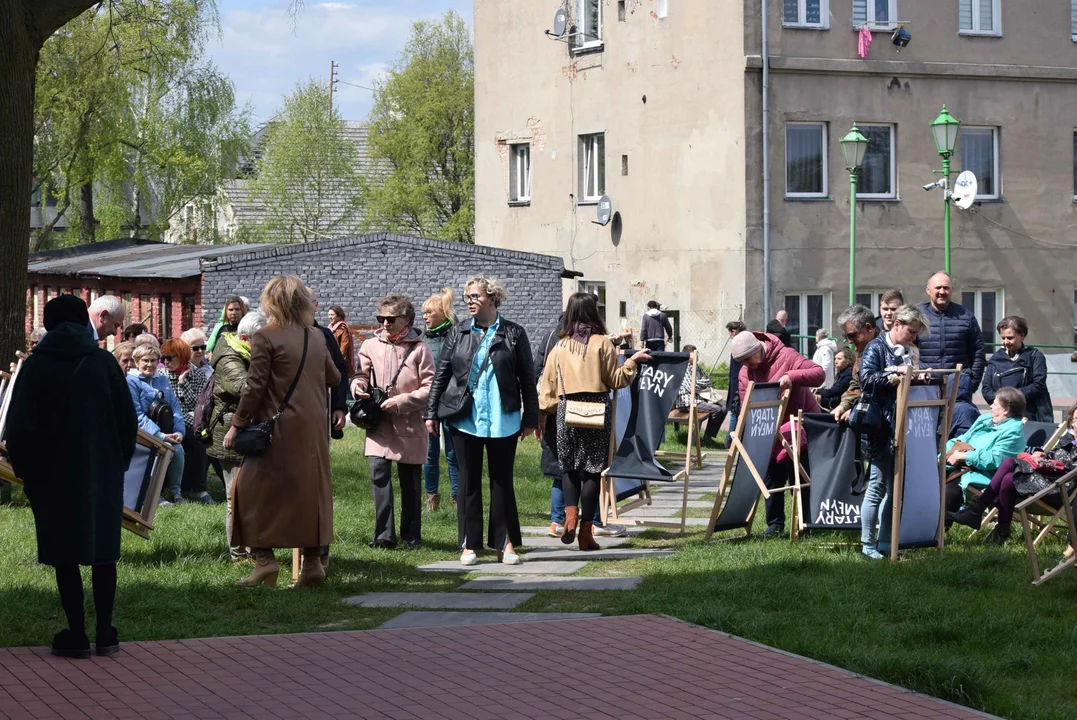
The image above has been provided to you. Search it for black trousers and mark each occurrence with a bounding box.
[945,481,965,515]
[55,563,116,637]
[450,428,521,551]
[180,431,208,495]
[764,459,792,530]
[368,457,421,546]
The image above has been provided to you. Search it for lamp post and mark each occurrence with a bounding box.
[930,105,962,274]
[839,124,869,306]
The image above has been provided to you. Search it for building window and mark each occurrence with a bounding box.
[182,294,196,331]
[959,0,1001,36]
[1072,131,1077,200]
[856,124,896,199]
[784,0,828,28]
[1072,1,1077,41]
[579,280,607,320]
[961,289,1002,348]
[1073,288,1077,345]
[959,127,999,200]
[784,292,831,356]
[785,123,827,198]
[578,133,606,204]
[852,0,897,29]
[574,0,603,51]
[509,143,531,204]
[855,291,886,315]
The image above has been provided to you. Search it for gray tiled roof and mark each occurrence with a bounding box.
[28,239,271,279]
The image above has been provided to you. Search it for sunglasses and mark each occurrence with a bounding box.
[464,293,487,303]
[160,356,174,363]
[191,345,207,352]
[376,315,401,324]
[841,331,860,341]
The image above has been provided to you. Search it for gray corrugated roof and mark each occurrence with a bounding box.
[28,242,271,279]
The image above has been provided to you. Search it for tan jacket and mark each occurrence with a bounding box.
[539,335,638,413]
[231,325,341,549]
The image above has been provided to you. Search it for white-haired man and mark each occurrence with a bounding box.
[87,296,126,342]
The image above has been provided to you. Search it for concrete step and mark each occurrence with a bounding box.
[459,575,643,591]
[417,560,588,575]
[518,547,673,561]
[344,592,532,609]
[521,525,647,537]
[376,611,602,630]
[521,535,629,548]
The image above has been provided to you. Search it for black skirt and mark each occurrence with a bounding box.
[555,392,612,474]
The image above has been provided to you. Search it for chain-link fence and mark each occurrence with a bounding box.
[621,305,744,374]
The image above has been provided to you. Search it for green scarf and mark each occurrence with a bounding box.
[223,332,251,361]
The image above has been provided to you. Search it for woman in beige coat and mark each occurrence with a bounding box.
[351,293,435,549]
[224,276,342,589]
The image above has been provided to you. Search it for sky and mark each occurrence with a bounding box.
[208,0,473,124]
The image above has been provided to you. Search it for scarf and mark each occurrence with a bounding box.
[562,323,596,358]
[223,332,251,361]
[427,319,452,335]
[329,320,348,335]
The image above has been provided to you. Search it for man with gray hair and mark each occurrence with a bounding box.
[87,296,125,342]
[832,304,879,423]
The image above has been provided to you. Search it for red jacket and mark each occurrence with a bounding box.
[738,332,824,423]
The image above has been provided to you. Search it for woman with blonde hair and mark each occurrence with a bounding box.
[421,288,459,510]
[224,276,342,588]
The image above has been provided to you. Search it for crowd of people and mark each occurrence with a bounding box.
[6,268,1076,659]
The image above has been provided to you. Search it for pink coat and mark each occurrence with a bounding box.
[355,329,435,465]
[738,332,824,424]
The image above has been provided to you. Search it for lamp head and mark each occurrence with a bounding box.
[839,124,870,172]
[930,105,961,158]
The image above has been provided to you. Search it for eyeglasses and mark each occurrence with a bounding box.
[160,355,174,363]
[376,315,400,324]
[464,293,487,303]
[191,345,206,352]
[841,331,860,341]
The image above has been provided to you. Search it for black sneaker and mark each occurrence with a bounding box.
[368,539,397,549]
[51,629,91,659]
[402,538,421,550]
[95,627,120,657]
[761,526,782,538]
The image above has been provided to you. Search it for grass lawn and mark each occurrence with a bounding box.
[1,428,1076,720]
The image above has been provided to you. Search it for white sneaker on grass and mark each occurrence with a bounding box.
[594,524,626,537]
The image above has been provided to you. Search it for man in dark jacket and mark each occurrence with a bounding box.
[723,321,747,446]
[981,315,1053,422]
[639,300,673,351]
[766,310,793,349]
[917,272,985,436]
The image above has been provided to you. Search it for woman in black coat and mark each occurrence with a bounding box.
[5,295,138,658]
[981,315,1053,422]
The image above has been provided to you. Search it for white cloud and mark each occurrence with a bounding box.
[315,2,355,8]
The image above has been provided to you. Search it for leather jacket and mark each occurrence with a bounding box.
[424,316,539,429]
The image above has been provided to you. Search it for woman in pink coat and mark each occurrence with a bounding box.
[351,293,435,549]
[732,331,825,536]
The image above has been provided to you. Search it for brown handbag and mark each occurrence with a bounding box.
[557,358,606,429]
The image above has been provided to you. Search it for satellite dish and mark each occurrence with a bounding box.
[595,195,613,226]
[952,171,977,210]
[551,8,567,38]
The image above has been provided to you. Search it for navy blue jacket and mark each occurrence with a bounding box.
[982,345,1053,422]
[817,366,852,410]
[916,301,985,402]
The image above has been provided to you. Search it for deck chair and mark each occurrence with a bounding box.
[1017,467,1077,585]
[790,411,867,540]
[663,409,708,470]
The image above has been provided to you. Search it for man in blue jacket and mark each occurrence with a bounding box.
[917,272,985,436]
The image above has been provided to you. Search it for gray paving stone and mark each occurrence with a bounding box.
[343,592,533,609]
[518,548,674,561]
[521,525,646,537]
[521,535,629,548]
[459,576,643,591]
[639,500,712,508]
[417,560,589,575]
[376,611,602,630]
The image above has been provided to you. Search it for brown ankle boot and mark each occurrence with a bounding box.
[426,493,441,512]
[293,552,326,588]
[235,549,279,588]
[578,522,601,551]
[562,506,578,545]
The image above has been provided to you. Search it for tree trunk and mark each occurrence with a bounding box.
[79,181,94,243]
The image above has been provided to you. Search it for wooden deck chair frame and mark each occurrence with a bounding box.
[888,367,961,562]
[789,411,813,541]
[1017,468,1077,585]
[121,430,174,538]
[599,351,700,533]
[704,382,790,542]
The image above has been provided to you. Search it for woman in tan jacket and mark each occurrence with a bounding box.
[224,276,342,589]
[539,293,650,550]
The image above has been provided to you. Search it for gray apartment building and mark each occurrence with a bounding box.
[474,0,1077,361]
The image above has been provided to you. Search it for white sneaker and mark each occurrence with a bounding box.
[460,550,478,566]
[500,551,521,566]
[594,524,626,537]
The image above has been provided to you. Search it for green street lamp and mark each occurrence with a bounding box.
[839,124,870,306]
[930,105,962,274]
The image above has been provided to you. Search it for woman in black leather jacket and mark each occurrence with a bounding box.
[424,276,539,567]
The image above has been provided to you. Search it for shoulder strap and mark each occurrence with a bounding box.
[272,328,309,422]
[555,351,567,400]
[469,336,495,393]
[387,342,419,390]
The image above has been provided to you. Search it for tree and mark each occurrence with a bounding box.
[362,11,474,244]
[245,79,361,243]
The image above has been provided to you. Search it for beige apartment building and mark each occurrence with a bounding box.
[474,0,1077,361]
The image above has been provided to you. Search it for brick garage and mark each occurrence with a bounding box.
[200,234,568,350]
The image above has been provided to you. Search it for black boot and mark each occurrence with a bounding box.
[986,522,1012,545]
[946,495,988,530]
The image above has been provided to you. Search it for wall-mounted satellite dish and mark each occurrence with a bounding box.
[550,8,567,38]
[594,195,613,226]
[952,171,977,210]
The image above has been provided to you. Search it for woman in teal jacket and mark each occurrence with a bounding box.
[944,386,1026,515]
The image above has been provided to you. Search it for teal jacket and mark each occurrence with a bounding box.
[946,414,1025,489]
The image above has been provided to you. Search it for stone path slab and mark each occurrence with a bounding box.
[518,547,674,561]
[459,575,644,590]
[343,592,533,609]
[417,560,588,575]
[376,612,602,629]
[640,500,712,508]
[521,525,646,536]
[520,535,629,548]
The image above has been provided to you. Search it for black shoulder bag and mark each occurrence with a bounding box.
[234,329,308,457]
[350,343,418,431]
[148,391,175,435]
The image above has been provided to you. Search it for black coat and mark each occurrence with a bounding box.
[817,366,853,410]
[982,345,1053,423]
[535,316,565,478]
[6,323,137,565]
[765,320,793,348]
[315,322,349,413]
[425,316,539,429]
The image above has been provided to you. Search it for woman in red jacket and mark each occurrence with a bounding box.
[731,331,825,537]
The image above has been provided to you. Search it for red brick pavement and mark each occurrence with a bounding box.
[0,614,995,720]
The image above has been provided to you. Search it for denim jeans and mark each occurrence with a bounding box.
[423,428,459,498]
[164,440,185,499]
[861,453,894,549]
[550,474,603,525]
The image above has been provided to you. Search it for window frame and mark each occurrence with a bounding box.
[783,0,830,29]
[854,123,897,200]
[578,280,608,320]
[1072,130,1077,201]
[960,288,1004,348]
[578,133,606,205]
[959,126,1001,200]
[854,291,888,316]
[864,0,898,30]
[508,142,532,205]
[785,122,829,199]
[959,0,1002,36]
[783,292,832,357]
[574,0,603,52]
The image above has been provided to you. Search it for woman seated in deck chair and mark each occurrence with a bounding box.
[943,387,1026,530]
[949,402,1077,544]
